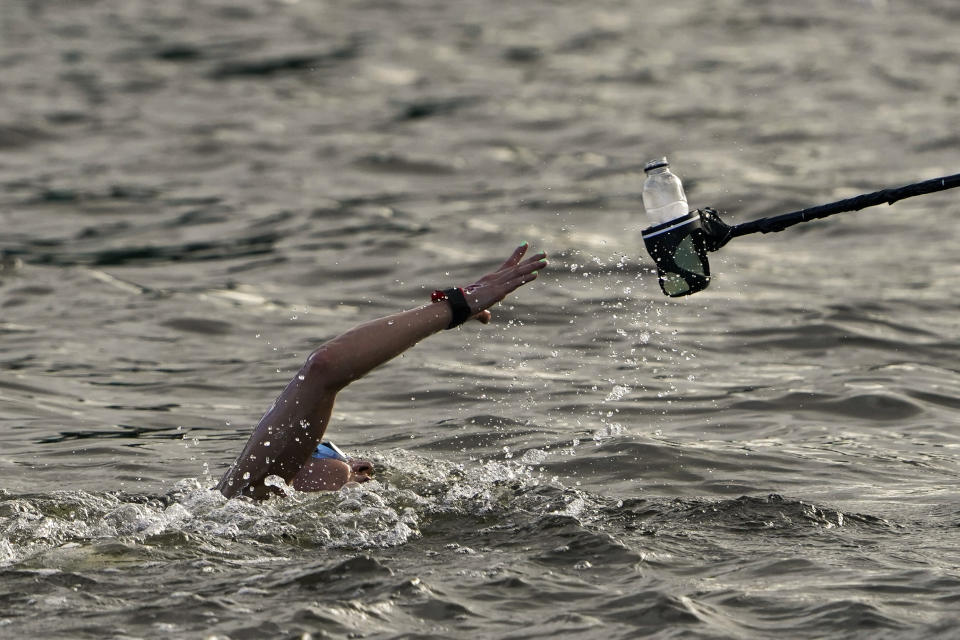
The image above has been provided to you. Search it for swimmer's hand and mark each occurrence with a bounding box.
[465,243,547,324]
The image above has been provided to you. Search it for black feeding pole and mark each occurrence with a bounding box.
[727,173,960,238]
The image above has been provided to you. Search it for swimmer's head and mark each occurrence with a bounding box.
[291,441,373,491]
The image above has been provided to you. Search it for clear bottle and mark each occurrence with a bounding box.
[642,157,689,226]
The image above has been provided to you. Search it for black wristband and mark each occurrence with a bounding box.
[436,287,472,329]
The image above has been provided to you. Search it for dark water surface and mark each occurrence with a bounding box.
[2,0,959,638]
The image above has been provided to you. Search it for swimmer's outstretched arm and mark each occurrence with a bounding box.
[216,243,547,499]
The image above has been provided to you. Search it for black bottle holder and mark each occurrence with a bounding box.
[641,211,712,297]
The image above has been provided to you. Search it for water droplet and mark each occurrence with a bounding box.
[264,441,271,447]
[242,472,251,480]
[298,374,305,381]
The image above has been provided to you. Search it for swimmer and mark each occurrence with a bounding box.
[216,243,547,499]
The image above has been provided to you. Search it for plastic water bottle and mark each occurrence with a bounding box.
[642,157,689,226]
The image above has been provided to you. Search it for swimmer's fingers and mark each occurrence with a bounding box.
[499,251,545,276]
[515,252,547,274]
[484,253,545,286]
[487,271,540,316]
[497,243,529,270]
[493,254,545,286]
[517,251,547,267]
[462,248,546,317]
[504,268,539,293]
[468,252,544,291]
[466,268,541,313]
[491,255,546,290]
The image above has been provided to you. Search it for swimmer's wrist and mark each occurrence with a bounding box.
[431,288,471,329]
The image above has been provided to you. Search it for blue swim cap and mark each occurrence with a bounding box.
[311,440,349,462]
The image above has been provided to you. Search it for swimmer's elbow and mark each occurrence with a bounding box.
[303,347,348,392]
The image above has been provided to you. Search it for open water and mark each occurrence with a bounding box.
[2,1,959,638]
